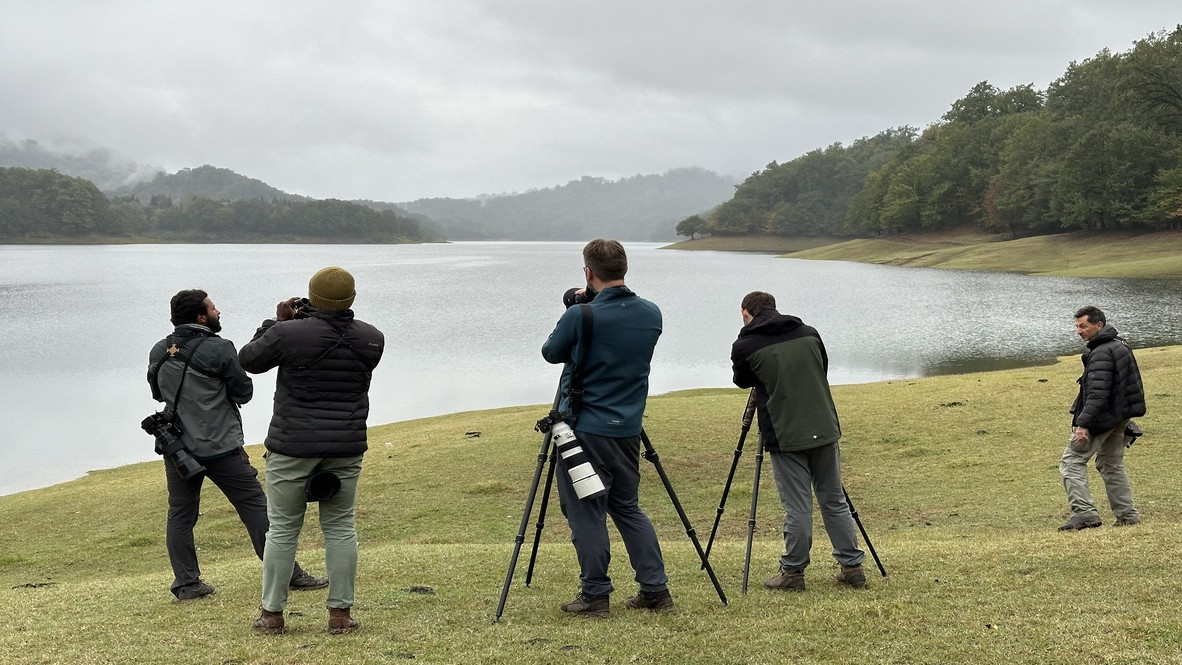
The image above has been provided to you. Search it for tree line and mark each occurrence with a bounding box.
[0,167,443,243]
[685,27,1182,240]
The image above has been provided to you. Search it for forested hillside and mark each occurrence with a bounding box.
[693,27,1182,239]
[110,165,310,203]
[0,167,443,243]
[400,167,736,240]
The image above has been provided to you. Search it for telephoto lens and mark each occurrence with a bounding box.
[550,421,606,500]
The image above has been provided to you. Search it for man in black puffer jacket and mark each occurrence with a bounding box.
[239,267,384,634]
[1058,305,1146,531]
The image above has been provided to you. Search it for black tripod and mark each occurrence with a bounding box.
[703,389,887,593]
[495,399,729,621]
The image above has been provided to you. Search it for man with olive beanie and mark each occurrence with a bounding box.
[239,266,385,634]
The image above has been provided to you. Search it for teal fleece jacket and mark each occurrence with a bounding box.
[541,286,661,437]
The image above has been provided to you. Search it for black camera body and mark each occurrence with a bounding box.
[562,287,597,309]
[292,297,312,319]
[141,412,207,480]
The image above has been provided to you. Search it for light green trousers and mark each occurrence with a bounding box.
[261,452,363,612]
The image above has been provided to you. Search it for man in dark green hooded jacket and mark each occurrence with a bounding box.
[731,291,866,592]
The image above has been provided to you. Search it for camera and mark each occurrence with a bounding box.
[292,297,312,319]
[141,412,207,480]
[536,410,606,500]
[562,286,597,309]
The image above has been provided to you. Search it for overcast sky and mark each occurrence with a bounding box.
[2,1,1179,201]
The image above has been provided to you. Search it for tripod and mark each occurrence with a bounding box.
[704,389,887,593]
[495,402,728,621]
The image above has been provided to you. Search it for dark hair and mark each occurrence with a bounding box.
[583,238,628,282]
[741,291,777,317]
[1074,305,1106,325]
[170,289,210,326]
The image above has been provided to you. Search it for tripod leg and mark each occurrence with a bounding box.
[524,449,558,586]
[639,430,728,606]
[843,487,887,577]
[704,389,758,566]
[494,388,561,623]
[742,435,765,594]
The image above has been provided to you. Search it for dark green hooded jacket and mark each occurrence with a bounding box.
[731,309,840,452]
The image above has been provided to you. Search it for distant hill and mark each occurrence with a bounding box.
[398,168,737,241]
[0,136,158,191]
[109,164,310,203]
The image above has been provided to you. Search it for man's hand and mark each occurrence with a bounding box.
[276,297,300,321]
[1072,426,1090,443]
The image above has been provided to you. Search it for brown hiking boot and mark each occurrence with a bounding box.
[836,565,867,589]
[328,607,360,634]
[252,609,285,635]
[624,589,674,611]
[764,567,805,592]
[560,592,610,617]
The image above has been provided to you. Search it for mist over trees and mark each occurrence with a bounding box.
[110,165,311,203]
[0,167,443,243]
[0,136,158,191]
[399,168,736,241]
[692,27,1182,240]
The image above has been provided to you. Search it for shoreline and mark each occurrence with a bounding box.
[664,229,1182,279]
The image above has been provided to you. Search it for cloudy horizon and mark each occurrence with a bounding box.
[3,1,1179,201]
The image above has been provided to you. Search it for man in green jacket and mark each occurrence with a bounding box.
[730,291,866,592]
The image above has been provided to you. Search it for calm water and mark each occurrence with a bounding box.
[3,242,1181,496]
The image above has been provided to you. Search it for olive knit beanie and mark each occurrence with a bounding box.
[308,266,356,310]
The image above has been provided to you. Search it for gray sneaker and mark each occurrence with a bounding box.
[1114,515,1141,527]
[1058,515,1102,531]
[764,567,805,592]
[835,565,867,589]
[289,570,329,590]
[175,580,215,600]
[624,589,674,611]
[560,592,609,617]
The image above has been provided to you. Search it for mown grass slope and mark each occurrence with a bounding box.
[3,347,1182,663]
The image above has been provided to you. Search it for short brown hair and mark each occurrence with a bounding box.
[170,289,209,326]
[1074,305,1106,325]
[583,238,628,281]
[741,291,777,317]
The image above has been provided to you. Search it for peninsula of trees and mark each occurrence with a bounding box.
[0,166,443,243]
[681,27,1182,240]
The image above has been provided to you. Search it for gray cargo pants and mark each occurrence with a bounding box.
[1059,421,1139,521]
[768,442,865,572]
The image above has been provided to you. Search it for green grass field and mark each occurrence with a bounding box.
[668,229,1182,279]
[4,348,1182,663]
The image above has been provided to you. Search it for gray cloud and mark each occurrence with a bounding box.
[2,1,1178,200]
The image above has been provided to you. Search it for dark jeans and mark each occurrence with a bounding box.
[164,447,304,595]
[556,432,668,597]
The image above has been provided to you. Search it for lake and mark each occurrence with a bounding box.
[2,242,1180,496]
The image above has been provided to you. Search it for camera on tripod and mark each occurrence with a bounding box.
[535,410,605,500]
[141,412,207,480]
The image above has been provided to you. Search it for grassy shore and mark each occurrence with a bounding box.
[4,350,1182,663]
[667,229,1182,279]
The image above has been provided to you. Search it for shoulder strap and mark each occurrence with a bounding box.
[294,321,361,371]
[162,336,209,414]
[568,304,593,422]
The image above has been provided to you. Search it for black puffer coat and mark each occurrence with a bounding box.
[239,306,384,457]
[1070,324,1146,434]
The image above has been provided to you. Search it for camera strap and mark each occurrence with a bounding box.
[568,304,592,423]
[295,321,359,371]
[158,336,209,417]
